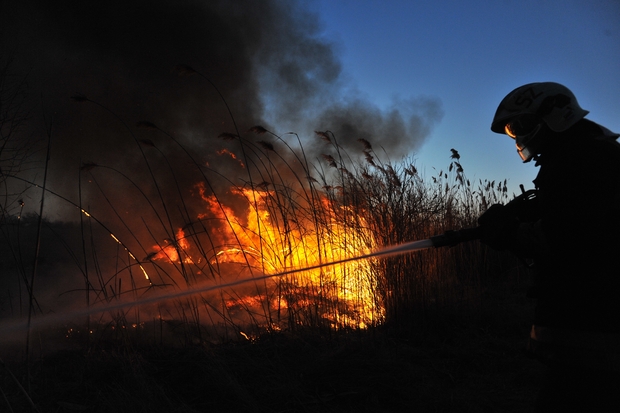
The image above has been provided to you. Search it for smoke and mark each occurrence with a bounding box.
[313,95,443,157]
[1,0,444,259]
[3,0,441,197]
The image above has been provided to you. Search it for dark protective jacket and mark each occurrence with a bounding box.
[522,119,620,370]
[530,119,620,334]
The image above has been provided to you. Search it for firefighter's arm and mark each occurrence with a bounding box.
[477,203,548,256]
[477,203,519,250]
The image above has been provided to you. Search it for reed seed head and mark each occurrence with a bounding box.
[258,141,275,151]
[249,125,268,135]
[172,64,197,77]
[358,138,372,150]
[321,154,337,168]
[80,162,99,171]
[136,121,158,130]
[219,132,239,141]
[139,139,156,148]
[143,252,158,261]
[71,94,89,102]
[315,130,331,142]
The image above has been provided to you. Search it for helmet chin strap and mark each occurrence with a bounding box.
[517,146,535,163]
[515,124,545,162]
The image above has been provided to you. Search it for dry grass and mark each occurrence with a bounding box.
[0,97,542,411]
[1,275,544,412]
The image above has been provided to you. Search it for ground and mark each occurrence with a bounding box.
[1,279,546,413]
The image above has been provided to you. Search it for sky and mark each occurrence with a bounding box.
[2,0,619,222]
[0,0,619,330]
[311,0,620,194]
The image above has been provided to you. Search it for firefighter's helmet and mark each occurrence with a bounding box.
[491,82,589,162]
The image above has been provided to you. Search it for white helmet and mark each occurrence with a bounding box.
[491,82,589,162]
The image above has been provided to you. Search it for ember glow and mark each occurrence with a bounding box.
[216,148,245,168]
[150,228,192,264]
[80,207,152,281]
[148,182,383,329]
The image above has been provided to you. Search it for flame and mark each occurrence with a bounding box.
[150,228,192,264]
[217,148,245,168]
[142,182,383,329]
[194,183,382,329]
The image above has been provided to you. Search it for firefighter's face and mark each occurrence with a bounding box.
[504,114,541,139]
[504,114,545,163]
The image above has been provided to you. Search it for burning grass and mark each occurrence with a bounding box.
[0,98,538,411]
[1,119,511,337]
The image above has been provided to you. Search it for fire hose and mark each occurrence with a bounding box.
[330,185,537,257]
[0,179,537,335]
[430,185,537,248]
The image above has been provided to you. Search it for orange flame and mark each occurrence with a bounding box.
[217,148,245,168]
[145,182,383,329]
[196,183,383,329]
[151,228,192,263]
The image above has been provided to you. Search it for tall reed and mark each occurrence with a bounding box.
[1,71,514,347]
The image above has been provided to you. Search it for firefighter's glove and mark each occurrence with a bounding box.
[477,204,519,251]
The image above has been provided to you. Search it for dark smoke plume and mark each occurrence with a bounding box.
[0,0,442,237]
[0,0,445,328]
[1,0,442,224]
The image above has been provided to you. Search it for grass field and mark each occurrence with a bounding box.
[1,109,545,412]
[1,270,545,413]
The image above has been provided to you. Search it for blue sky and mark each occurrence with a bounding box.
[3,0,619,218]
[311,0,620,195]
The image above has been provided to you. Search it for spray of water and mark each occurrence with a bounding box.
[0,238,435,337]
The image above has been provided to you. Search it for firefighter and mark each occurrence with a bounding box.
[478,82,620,412]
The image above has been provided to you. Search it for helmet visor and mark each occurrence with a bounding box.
[504,114,542,139]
